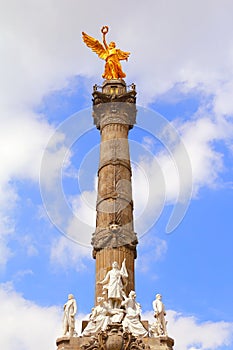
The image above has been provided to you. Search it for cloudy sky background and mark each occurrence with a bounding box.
[0,1,233,349]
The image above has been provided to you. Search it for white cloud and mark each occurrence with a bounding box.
[1,0,233,110]
[0,111,67,269]
[50,236,91,271]
[70,190,97,229]
[1,280,232,350]
[13,269,34,282]
[168,310,233,350]
[0,112,52,182]
[0,282,232,350]
[134,110,233,209]
[1,0,233,268]
[0,239,12,271]
[47,103,233,250]
[0,283,61,350]
[132,160,164,231]
[0,183,17,269]
[170,109,233,195]
[143,310,233,350]
[126,1,233,107]
[180,116,225,194]
[0,282,91,349]
[158,115,225,198]
[214,81,233,116]
[48,184,97,268]
[136,236,168,274]
[0,3,232,348]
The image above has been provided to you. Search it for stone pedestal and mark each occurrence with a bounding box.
[57,320,174,350]
[56,336,85,350]
[56,334,174,350]
[147,336,174,350]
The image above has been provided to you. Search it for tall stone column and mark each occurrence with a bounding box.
[56,79,175,350]
[92,79,138,302]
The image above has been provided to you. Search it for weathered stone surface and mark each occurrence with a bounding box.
[56,336,86,350]
[56,334,174,350]
[92,80,138,304]
[92,80,136,130]
[55,75,175,350]
[147,336,174,349]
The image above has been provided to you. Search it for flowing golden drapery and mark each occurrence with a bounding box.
[82,26,130,80]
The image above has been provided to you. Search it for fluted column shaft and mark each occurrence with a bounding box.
[92,79,137,303]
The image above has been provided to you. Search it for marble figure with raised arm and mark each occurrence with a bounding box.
[98,258,128,309]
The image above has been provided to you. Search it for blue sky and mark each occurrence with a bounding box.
[1,1,233,349]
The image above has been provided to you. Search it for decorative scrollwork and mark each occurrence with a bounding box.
[81,325,149,350]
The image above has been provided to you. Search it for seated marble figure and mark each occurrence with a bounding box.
[122,291,148,337]
[82,297,124,337]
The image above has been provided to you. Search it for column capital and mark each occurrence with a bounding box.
[92,80,137,130]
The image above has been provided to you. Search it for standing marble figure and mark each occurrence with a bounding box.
[98,258,128,309]
[152,294,167,336]
[63,294,77,337]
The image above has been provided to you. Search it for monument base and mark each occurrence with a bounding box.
[56,336,88,350]
[56,332,174,350]
[147,336,174,350]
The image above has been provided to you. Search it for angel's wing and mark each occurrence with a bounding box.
[116,49,130,61]
[82,32,107,60]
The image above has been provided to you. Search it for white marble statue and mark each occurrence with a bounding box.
[98,258,128,309]
[152,294,167,336]
[63,294,77,337]
[82,297,111,336]
[150,320,163,337]
[122,291,148,337]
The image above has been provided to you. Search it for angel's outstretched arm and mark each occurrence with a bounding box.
[101,26,109,50]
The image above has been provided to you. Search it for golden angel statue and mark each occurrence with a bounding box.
[82,26,130,80]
